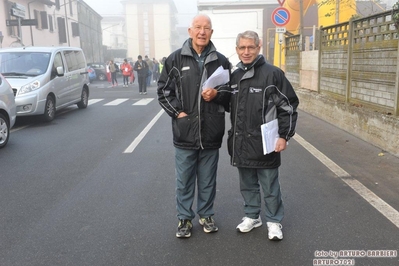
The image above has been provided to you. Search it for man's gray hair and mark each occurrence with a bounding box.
[190,14,213,28]
[236,31,260,47]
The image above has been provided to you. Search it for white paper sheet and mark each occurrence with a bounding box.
[202,66,229,90]
[261,118,279,155]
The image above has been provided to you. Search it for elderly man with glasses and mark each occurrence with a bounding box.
[157,14,231,238]
[228,30,299,241]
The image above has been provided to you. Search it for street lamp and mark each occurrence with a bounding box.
[28,0,55,46]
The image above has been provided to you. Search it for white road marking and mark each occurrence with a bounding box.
[123,109,164,153]
[88,99,104,105]
[10,125,30,133]
[133,98,154,105]
[294,133,399,229]
[104,98,129,106]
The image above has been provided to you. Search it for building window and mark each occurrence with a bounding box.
[57,17,67,43]
[71,22,79,37]
[6,1,17,37]
[40,11,48,30]
[69,1,73,16]
[34,10,42,29]
[55,0,60,10]
[48,15,54,32]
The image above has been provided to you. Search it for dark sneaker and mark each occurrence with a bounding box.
[199,217,218,233]
[176,219,192,238]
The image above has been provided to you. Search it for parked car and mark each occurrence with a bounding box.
[0,46,90,122]
[87,62,107,81]
[87,66,96,82]
[0,73,16,148]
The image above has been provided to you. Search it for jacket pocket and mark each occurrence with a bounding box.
[202,112,225,145]
[244,128,265,160]
[172,115,196,145]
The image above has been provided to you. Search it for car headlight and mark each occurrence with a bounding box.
[19,80,41,95]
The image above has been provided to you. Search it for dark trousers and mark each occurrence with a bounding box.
[175,148,219,220]
[138,76,147,93]
[111,72,117,85]
[123,75,129,85]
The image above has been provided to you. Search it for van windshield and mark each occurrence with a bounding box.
[0,52,51,77]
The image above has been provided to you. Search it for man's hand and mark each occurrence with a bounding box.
[177,112,188,118]
[274,138,287,153]
[201,88,217,102]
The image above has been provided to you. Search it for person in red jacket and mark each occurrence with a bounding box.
[129,61,135,84]
[121,59,132,87]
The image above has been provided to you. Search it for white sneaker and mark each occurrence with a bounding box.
[267,222,283,240]
[236,216,262,233]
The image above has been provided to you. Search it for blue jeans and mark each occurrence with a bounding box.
[175,148,219,220]
[146,71,152,86]
[237,167,284,223]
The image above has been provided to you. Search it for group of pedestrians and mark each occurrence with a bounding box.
[105,56,164,95]
[157,14,299,240]
[106,59,134,87]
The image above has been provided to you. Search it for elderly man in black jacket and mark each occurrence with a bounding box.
[157,14,231,238]
[228,30,299,241]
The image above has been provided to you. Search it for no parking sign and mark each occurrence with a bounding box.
[271,7,290,27]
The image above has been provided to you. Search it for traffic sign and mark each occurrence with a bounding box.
[6,19,37,27]
[271,7,290,27]
[276,27,286,33]
[12,3,26,12]
[11,8,25,18]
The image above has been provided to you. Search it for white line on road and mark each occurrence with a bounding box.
[294,133,399,229]
[88,99,104,105]
[10,125,30,133]
[105,99,129,106]
[123,109,164,153]
[133,98,154,105]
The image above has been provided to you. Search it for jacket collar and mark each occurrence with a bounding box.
[236,55,265,71]
[181,38,216,58]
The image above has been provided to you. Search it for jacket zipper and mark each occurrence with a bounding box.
[231,80,240,165]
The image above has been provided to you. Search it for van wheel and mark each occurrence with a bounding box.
[43,95,55,122]
[0,113,10,149]
[77,87,89,109]
[98,73,106,81]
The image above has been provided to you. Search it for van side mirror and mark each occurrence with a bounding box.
[56,66,64,76]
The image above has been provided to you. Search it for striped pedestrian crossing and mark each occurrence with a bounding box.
[88,98,155,106]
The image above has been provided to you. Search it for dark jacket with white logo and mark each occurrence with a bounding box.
[228,55,299,168]
[157,39,231,149]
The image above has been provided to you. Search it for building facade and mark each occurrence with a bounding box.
[122,0,178,61]
[198,0,281,66]
[101,15,126,61]
[0,0,103,63]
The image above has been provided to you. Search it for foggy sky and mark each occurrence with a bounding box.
[82,0,198,26]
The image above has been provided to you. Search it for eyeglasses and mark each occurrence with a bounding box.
[191,26,212,32]
[237,46,259,52]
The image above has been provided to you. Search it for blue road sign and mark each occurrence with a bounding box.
[271,7,290,27]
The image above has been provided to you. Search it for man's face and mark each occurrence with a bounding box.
[236,38,260,65]
[188,16,213,52]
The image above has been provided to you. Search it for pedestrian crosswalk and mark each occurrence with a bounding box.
[88,98,155,106]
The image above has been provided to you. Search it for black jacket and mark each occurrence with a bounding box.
[228,55,299,168]
[157,39,231,149]
[134,60,149,77]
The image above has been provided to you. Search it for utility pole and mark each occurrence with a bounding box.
[299,0,304,50]
[336,0,340,24]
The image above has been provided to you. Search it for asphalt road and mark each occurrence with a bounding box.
[1,80,398,266]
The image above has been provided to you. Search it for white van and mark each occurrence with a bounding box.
[0,46,89,121]
[0,73,16,148]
